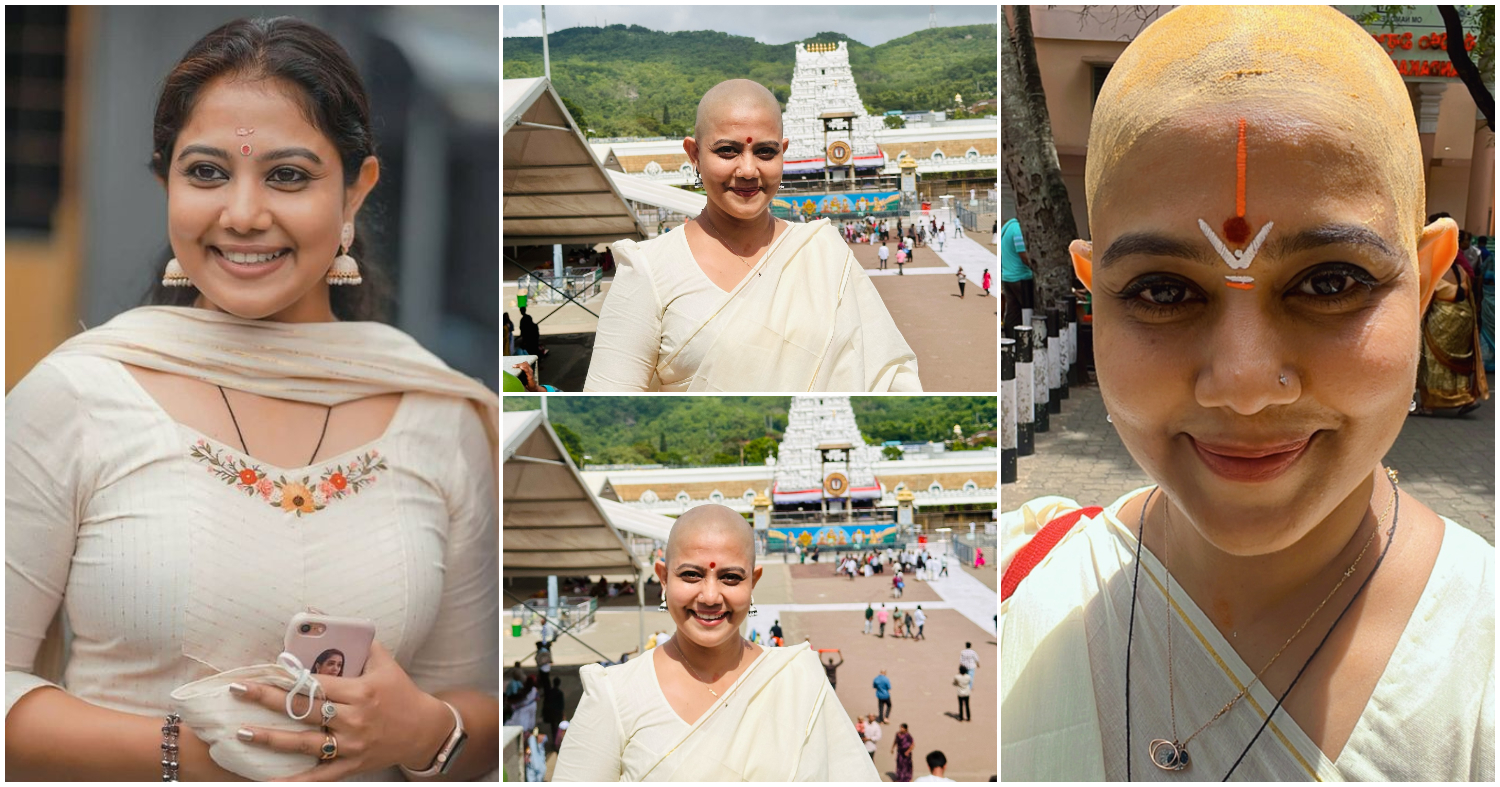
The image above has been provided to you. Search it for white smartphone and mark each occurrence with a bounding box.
[283,612,376,678]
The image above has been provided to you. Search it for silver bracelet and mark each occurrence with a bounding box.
[161,711,181,781]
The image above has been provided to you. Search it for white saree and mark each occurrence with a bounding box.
[583,219,921,392]
[1001,491,1495,782]
[552,642,879,782]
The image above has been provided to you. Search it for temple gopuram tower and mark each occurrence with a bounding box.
[771,396,882,510]
[781,41,887,175]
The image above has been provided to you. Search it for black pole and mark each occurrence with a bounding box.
[1014,325,1035,455]
[1046,310,1064,413]
[1030,317,1051,433]
[1064,295,1083,386]
[1001,338,1017,484]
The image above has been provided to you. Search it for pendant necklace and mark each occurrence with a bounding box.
[701,212,773,273]
[218,386,330,466]
[1125,469,1401,781]
[673,637,724,697]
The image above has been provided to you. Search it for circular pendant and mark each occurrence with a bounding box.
[1149,738,1190,771]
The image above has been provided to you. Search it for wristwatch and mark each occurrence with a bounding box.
[399,701,468,778]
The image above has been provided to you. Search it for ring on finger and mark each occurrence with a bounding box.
[321,700,337,724]
[319,732,338,761]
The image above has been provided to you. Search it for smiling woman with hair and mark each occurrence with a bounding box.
[583,79,920,393]
[1000,6,1493,782]
[5,17,498,781]
[553,504,877,781]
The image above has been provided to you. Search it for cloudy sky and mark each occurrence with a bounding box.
[502,4,998,46]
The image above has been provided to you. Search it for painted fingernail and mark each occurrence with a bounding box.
[228,682,249,696]
[237,727,255,742]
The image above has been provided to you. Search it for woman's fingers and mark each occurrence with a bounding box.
[232,682,323,724]
[240,726,329,758]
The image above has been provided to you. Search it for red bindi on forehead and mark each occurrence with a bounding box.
[745,137,752,143]
[710,561,716,568]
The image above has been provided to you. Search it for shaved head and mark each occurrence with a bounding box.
[694,78,783,143]
[1087,5,1424,253]
[665,504,756,568]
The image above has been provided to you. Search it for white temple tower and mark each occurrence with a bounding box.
[771,396,882,507]
[781,42,887,174]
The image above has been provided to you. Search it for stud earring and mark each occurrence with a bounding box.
[1105,413,1112,424]
[1409,397,1418,413]
[162,258,192,287]
[326,223,362,286]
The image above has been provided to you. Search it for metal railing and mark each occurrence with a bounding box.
[509,596,598,636]
[517,266,602,306]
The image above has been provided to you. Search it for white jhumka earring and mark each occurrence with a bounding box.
[327,223,362,285]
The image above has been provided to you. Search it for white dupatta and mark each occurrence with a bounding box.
[50,306,498,456]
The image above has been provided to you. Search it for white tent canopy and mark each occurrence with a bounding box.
[597,497,675,543]
[503,409,641,577]
[503,78,646,246]
[605,169,706,218]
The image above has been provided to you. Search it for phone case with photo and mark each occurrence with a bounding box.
[283,613,376,678]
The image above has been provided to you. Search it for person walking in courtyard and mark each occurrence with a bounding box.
[959,642,980,677]
[877,603,889,637]
[863,714,882,759]
[823,650,845,688]
[892,605,904,638]
[864,602,875,634]
[878,241,889,270]
[956,267,967,298]
[525,727,548,782]
[938,554,949,577]
[873,670,893,723]
[982,268,992,297]
[912,605,926,640]
[954,666,972,722]
[893,723,915,781]
[903,608,915,640]
[916,750,955,782]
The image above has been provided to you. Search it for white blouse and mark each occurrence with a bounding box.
[5,354,497,775]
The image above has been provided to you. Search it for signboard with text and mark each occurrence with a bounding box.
[1341,5,1485,81]
[771,191,902,217]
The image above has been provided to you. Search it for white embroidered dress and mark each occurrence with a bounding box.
[6,353,497,780]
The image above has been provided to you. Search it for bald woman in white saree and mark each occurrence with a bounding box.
[583,80,921,392]
[1000,6,1492,782]
[553,505,877,781]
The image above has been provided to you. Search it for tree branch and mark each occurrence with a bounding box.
[1439,5,1495,131]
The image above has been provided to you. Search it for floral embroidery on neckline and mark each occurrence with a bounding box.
[189,440,388,516]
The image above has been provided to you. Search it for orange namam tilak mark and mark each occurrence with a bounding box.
[1224,280,1255,290]
[1222,118,1250,244]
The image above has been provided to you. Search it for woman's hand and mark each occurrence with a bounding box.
[233,642,454,781]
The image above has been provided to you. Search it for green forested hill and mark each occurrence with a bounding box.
[503,396,996,467]
[503,24,997,137]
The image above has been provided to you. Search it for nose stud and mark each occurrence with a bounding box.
[1278,373,1288,386]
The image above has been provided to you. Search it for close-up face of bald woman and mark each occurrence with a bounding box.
[1068,6,1459,555]
[684,79,791,221]
[655,504,764,649]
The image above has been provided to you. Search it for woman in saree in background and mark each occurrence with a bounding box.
[1415,240,1488,415]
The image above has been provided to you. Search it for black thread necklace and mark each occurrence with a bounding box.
[218,385,331,467]
[1124,470,1401,781]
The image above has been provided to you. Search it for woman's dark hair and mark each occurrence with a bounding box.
[313,648,345,672]
[145,17,389,322]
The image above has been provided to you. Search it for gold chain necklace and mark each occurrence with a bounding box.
[700,212,772,270]
[672,637,727,697]
[1149,468,1397,772]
